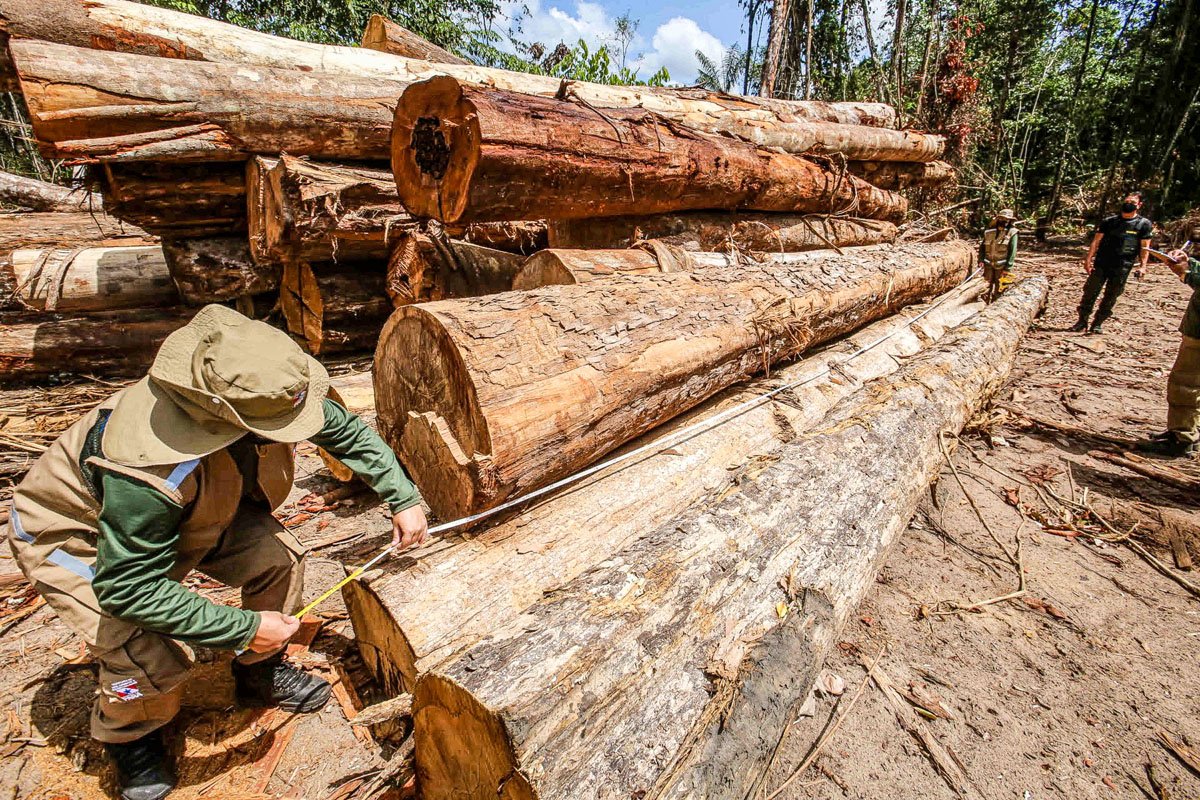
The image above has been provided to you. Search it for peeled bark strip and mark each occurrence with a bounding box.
[392,78,909,224]
[360,15,469,64]
[847,159,956,191]
[385,234,526,305]
[0,212,149,251]
[410,278,1048,800]
[161,238,278,305]
[0,170,103,212]
[373,240,972,519]
[0,308,194,383]
[97,162,247,237]
[545,213,896,253]
[9,245,175,311]
[0,0,896,132]
[344,280,986,692]
[279,261,391,355]
[513,245,890,289]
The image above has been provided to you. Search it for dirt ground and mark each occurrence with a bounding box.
[1,240,1198,799]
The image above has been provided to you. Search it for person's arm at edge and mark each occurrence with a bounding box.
[1084,231,1102,272]
[1007,230,1018,269]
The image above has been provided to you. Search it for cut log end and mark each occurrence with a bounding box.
[414,673,536,800]
[342,577,421,693]
[392,77,480,222]
[511,252,579,290]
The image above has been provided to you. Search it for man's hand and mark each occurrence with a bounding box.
[249,611,300,652]
[1082,257,1093,274]
[1134,267,1146,279]
[391,505,429,550]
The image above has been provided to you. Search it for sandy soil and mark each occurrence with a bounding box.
[1,241,1198,799]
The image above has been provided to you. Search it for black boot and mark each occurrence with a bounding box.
[105,732,176,800]
[1089,322,1104,334]
[1070,317,1088,332]
[1138,434,1197,458]
[232,652,331,713]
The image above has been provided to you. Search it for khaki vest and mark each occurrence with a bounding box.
[6,390,294,649]
[981,226,1016,265]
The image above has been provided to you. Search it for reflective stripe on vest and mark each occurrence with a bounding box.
[10,506,95,582]
[165,459,201,491]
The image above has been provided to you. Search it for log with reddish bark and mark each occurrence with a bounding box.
[0,0,897,132]
[392,78,911,224]
[373,240,973,519]
[405,278,1047,800]
[279,261,392,355]
[847,159,956,191]
[96,162,247,237]
[545,213,896,251]
[385,233,526,305]
[0,170,103,212]
[511,244,889,289]
[6,245,175,311]
[360,15,469,64]
[344,279,987,692]
[161,237,278,305]
[0,212,149,251]
[0,307,194,383]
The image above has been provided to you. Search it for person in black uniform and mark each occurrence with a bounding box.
[1072,191,1153,334]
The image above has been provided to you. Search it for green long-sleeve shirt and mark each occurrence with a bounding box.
[91,398,421,650]
[1181,258,1200,339]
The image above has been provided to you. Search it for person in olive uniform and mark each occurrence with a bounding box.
[1141,247,1200,456]
[1073,191,1153,334]
[979,208,1019,302]
[4,306,429,800]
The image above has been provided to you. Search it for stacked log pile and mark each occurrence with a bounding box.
[0,6,1050,798]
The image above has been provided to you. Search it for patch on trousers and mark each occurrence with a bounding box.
[111,678,143,701]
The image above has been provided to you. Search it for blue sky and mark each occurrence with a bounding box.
[499,0,760,84]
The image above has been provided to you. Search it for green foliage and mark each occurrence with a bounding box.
[506,39,670,86]
[696,45,761,94]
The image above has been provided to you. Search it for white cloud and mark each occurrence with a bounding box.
[501,1,729,84]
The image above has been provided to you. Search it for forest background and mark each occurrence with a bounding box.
[1,0,1197,231]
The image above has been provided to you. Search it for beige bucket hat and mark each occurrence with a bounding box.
[995,208,1017,222]
[103,304,330,467]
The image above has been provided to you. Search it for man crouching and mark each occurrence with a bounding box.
[5,306,428,799]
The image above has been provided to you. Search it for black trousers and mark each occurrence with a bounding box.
[1078,266,1132,325]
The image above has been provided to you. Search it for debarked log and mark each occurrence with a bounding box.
[392,77,909,224]
[161,237,279,305]
[847,159,956,191]
[373,240,974,519]
[359,14,470,64]
[7,244,176,311]
[344,278,987,692]
[544,213,896,252]
[0,211,150,251]
[408,277,1049,800]
[511,244,890,290]
[0,170,103,212]
[0,307,194,383]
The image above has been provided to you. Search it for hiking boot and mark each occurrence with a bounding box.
[105,732,176,800]
[1138,435,1197,458]
[1089,323,1104,334]
[1069,319,1088,332]
[232,652,331,713]
[1149,430,1175,441]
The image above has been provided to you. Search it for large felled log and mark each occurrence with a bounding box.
[392,78,910,224]
[7,245,175,311]
[0,308,194,383]
[96,162,247,237]
[0,212,149,251]
[409,278,1048,800]
[512,244,890,289]
[360,15,469,64]
[385,234,526,305]
[373,240,972,519]
[0,170,102,212]
[847,159,956,191]
[345,279,986,691]
[545,213,896,252]
[161,238,279,305]
[279,261,391,355]
[0,0,896,131]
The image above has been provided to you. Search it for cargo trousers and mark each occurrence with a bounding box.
[1078,265,1133,326]
[1168,335,1200,444]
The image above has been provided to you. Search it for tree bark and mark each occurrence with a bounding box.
[0,307,193,384]
[0,0,897,129]
[760,0,792,98]
[384,233,526,306]
[392,78,912,225]
[7,245,175,311]
[0,170,103,213]
[360,14,469,65]
[0,211,149,251]
[161,237,279,305]
[545,213,896,251]
[406,278,1046,800]
[96,162,247,237]
[847,159,956,190]
[344,279,986,692]
[373,240,973,519]
[512,244,890,289]
[279,261,392,355]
